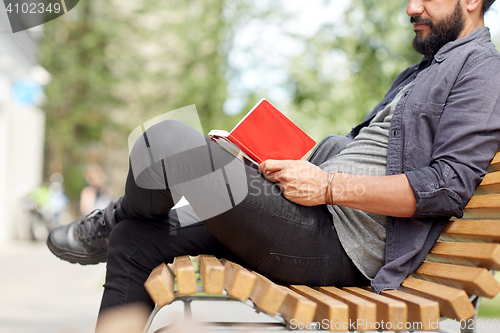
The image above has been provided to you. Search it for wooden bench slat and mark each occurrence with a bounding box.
[440,220,500,243]
[290,285,348,331]
[279,286,317,325]
[173,256,197,296]
[426,242,500,270]
[317,286,376,331]
[401,277,476,320]
[476,172,500,194]
[380,289,440,331]
[343,287,407,328]
[249,272,288,315]
[144,263,175,307]
[465,194,500,209]
[487,152,500,172]
[198,255,225,294]
[463,195,500,219]
[223,260,257,301]
[414,262,500,298]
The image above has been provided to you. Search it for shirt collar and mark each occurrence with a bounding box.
[432,27,492,63]
[418,56,432,69]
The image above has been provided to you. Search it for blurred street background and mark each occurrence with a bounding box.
[1,0,500,332]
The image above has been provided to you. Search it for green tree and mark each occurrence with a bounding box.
[39,0,283,204]
[39,0,121,199]
[287,0,422,141]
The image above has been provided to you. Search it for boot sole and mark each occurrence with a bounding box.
[46,237,106,265]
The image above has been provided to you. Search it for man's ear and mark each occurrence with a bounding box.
[465,0,482,13]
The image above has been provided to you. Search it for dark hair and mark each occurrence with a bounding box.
[483,0,496,14]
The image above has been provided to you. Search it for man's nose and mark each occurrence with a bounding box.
[407,0,425,17]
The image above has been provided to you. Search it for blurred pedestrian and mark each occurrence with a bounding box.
[80,165,112,216]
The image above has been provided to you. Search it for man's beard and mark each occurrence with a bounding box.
[411,1,464,57]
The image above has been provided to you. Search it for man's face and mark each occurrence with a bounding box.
[407,0,465,57]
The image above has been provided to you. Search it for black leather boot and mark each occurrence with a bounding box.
[47,201,117,265]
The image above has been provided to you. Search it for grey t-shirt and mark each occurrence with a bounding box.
[319,85,409,279]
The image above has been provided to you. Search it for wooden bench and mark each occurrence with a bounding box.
[142,154,500,332]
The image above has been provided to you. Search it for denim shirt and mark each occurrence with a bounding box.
[347,27,500,293]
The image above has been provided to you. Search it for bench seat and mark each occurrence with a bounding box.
[143,152,500,332]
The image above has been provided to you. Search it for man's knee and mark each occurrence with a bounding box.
[128,119,209,189]
[146,120,205,154]
[130,119,204,157]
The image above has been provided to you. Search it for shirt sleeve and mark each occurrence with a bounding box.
[405,55,500,218]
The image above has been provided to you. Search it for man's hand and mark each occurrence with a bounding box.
[259,160,329,206]
[259,159,417,217]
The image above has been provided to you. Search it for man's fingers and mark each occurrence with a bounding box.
[259,160,287,175]
[263,169,282,183]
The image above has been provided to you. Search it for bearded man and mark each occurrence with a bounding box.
[47,0,500,316]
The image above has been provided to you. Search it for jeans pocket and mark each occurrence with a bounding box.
[255,253,329,286]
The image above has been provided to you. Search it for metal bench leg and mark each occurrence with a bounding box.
[183,299,193,321]
[143,306,161,333]
[460,297,482,333]
[142,299,193,333]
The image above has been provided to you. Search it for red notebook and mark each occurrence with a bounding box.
[209,99,316,164]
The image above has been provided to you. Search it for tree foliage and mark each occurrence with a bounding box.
[40,0,243,201]
[39,0,120,199]
[287,0,422,141]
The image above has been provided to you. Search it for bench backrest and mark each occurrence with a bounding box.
[399,151,500,320]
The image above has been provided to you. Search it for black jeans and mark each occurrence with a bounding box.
[99,120,369,314]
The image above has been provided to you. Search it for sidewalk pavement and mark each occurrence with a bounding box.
[0,241,498,333]
[0,242,105,333]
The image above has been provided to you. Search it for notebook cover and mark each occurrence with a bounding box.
[227,99,316,163]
